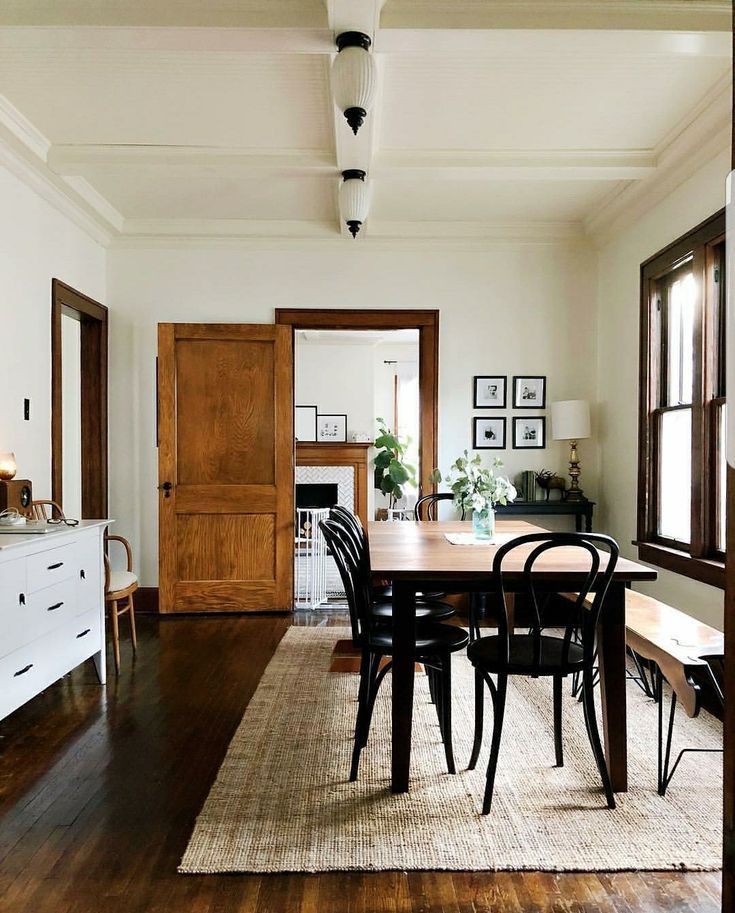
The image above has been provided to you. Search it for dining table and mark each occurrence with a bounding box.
[368,518,658,794]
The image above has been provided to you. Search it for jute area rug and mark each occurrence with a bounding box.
[179,627,722,874]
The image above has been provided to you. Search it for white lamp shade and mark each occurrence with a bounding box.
[339,175,371,225]
[551,400,591,440]
[331,45,377,117]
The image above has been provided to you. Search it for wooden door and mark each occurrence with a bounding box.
[157,324,293,613]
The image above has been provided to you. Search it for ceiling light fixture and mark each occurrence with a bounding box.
[332,32,376,136]
[339,170,370,238]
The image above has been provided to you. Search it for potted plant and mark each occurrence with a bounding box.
[373,418,417,521]
[431,452,516,539]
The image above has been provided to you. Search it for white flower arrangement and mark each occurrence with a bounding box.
[432,452,517,514]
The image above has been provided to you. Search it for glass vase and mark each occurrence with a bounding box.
[472,507,495,540]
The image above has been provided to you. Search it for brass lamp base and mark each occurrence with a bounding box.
[565,440,586,501]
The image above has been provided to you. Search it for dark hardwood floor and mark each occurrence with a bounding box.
[0,613,722,913]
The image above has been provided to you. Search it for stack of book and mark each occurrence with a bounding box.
[516,470,537,502]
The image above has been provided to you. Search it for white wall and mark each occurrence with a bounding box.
[0,166,106,502]
[595,148,730,629]
[107,241,598,585]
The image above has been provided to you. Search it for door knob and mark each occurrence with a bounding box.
[159,481,173,497]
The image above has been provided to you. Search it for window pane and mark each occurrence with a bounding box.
[658,408,691,543]
[719,404,727,552]
[666,271,695,406]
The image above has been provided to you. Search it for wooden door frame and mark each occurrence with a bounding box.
[51,279,108,518]
[275,309,439,496]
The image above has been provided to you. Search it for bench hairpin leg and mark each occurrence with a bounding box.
[655,665,723,797]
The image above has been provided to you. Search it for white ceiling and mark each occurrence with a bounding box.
[0,0,730,245]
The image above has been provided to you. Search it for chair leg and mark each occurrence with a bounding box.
[110,601,121,675]
[553,674,564,767]
[128,594,137,653]
[427,665,437,705]
[350,650,371,781]
[581,669,615,809]
[440,655,456,774]
[468,667,484,770]
[361,653,384,747]
[482,674,508,815]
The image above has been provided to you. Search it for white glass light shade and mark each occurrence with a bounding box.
[339,173,371,238]
[331,44,376,134]
[0,452,17,480]
[551,400,591,441]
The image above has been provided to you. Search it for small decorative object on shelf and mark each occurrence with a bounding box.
[373,418,417,517]
[516,469,537,501]
[535,469,566,501]
[431,452,516,541]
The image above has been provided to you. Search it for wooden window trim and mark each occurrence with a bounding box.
[637,210,725,588]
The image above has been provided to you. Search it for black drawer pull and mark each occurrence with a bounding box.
[47,562,64,570]
[14,664,33,677]
[47,602,64,612]
[19,593,25,606]
[80,569,86,579]
[76,629,91,639]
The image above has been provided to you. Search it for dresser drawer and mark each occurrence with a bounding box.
[0,577,78,659]
[0,558,26,614]
[0,609,102,720]
[26,542,78,592]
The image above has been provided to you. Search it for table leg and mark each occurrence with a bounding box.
[585,505,593,533]
[391,580,416,793]
[597,581,628,791]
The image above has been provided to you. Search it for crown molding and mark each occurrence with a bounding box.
[0,96,120,245]
[584,76,732,245]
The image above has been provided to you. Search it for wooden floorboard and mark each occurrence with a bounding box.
[0,613,722,913]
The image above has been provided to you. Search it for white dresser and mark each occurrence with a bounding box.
[0,519,110,722]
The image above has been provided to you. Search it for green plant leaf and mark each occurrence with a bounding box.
[388,460,410,484]
[374,432,400,451]
[428,468,442,484]
[380,476,396,494]
[373,450,392,469]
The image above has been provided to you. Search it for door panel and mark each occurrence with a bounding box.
[158,324,293,613]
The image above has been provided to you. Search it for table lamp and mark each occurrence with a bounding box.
[551,400,590,502]
[0,452,17,481]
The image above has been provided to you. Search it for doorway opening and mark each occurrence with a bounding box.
[51,279,108,518]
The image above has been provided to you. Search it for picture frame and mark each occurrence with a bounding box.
[294,405,318,442]
[512,375,546,409]
[473,417,506,450]
[316,414,347,443]
[512,416,546,449]
[473,375,507,409]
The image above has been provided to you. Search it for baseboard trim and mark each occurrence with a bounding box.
[136,586,160,614]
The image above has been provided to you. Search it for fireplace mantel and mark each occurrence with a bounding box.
[295,442,372,527]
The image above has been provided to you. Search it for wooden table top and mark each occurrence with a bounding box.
[368,519,657,582]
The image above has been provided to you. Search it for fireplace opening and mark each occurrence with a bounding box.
[296,483,339,511]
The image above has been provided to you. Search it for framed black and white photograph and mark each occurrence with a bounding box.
[512,416,546,449]
[316,413,347,442]
[294,405,317,442]
[473,375,507,409]
[513,375,546,409]
[473,417,506,450]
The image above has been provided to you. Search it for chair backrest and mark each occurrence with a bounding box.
[414,492,465,522]
[320,517,374,645]
[31,499,65,521]
[491,532,619,674]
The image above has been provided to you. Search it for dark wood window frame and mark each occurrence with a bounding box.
[637,210,726,589]
[51,279,108,518]
[275,309,439,496]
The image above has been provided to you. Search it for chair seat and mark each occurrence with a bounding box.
[370,599,455,623]
[108,570,138,596]
[468,634,584,675]
[373,585,447,601]
[366,622,469,655]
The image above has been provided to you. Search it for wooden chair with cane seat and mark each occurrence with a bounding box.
[104,533,138,674]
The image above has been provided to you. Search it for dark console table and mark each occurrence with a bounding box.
[495,499,595,532]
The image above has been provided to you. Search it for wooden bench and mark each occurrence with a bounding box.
[624,590,723,795]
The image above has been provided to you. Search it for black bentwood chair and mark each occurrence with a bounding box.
[328,505,455,623]
[467,531,620,814]
[320,517,469,781]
